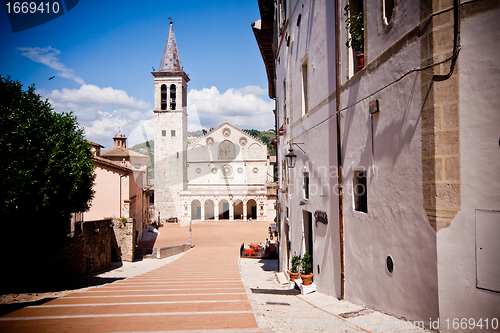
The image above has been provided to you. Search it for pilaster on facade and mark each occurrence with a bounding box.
[420,0,461,231]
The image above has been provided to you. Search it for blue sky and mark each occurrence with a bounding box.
[0,1,274,148]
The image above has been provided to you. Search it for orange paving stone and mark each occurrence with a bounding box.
[53,294,248,304]
[0,221,270,332]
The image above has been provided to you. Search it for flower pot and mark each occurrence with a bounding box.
[289,271,300,282]
[300,273,313,286]
[357,53,364,70]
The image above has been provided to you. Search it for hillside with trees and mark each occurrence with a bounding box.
[129,140,154,180]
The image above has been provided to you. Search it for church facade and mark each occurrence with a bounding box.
[152,21,276,224]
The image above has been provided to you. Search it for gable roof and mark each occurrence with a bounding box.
[93,156,132,173]
[100,148,149,159]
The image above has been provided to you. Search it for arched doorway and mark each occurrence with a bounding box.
[234,199,243,220]
[204,200,214,220]
[191,200,201,220]
[247,199,257,220]
[219,199,230,220]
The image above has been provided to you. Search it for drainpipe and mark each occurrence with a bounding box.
[334,0,345,300]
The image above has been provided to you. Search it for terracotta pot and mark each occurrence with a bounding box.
[357,53,364,70]
[300,273,313,286]
[289,271,300,282]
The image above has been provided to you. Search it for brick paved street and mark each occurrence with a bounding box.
[0,221,270,333]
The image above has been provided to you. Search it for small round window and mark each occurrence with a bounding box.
[386,255,394,274]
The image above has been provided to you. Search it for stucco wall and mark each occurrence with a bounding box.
[84,164,123,221]
[276,0,341,298]
[269,0,499,329]
[340,66,439,323]
[276,0,439,323]
[437,7,500,329]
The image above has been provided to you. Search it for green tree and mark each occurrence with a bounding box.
[0,75,95,241]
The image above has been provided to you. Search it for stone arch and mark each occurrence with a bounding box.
[191,200,201,220]
[189,144,208,161]
[247,199,257,220]
[248,143,263,159]
[219,199,230,220]
[204,199,214,220]
[234,199,243,220]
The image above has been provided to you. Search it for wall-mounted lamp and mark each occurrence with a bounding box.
[285,147,297,168]
[285,142,305,168]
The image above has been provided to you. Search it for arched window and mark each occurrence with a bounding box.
[170,84,176,110]
[161,84,167,110]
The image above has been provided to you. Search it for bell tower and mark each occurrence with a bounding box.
[152,20,189,222]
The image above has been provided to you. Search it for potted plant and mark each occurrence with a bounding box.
[300,252,313,285]
[344,5,364,70]
[289,252,301,282]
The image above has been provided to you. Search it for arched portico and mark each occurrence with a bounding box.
[191,200,201,220]
[204,199,214,220]
[219,199,230,220]
[247,199,257,220]
[234,199,243,220]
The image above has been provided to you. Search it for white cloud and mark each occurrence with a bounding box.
[18,46,85,84]
[40,83,273,149]
[43,84,153,149]
[187,85,274,131]
[47,84,151,110]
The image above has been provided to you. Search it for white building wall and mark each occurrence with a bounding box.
[276,0,341,298]
[437,7,500,329]
[269,0,499,330]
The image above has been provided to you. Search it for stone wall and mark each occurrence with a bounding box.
[37,219,114,280]
[35,218,136,281]
[112,218,135,262]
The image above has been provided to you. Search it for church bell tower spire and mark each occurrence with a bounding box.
[159,20,182,72]
[152,20,189,222]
